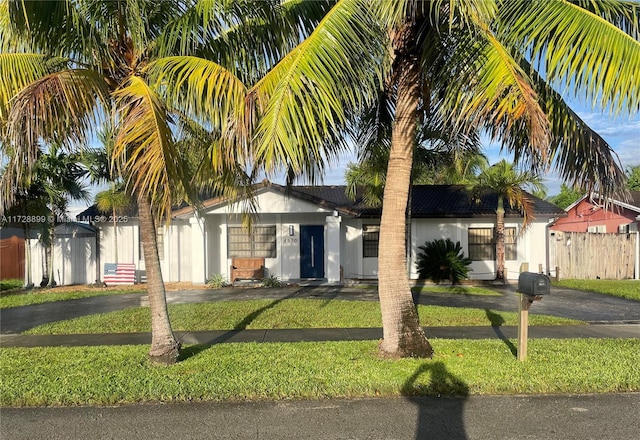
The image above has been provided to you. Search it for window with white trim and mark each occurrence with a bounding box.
[228,225,277,258]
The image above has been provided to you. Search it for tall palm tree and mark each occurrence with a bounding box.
[473,160,546,281]
[32,143,89,287]
[245,0,639,358]
[0,0,328,363]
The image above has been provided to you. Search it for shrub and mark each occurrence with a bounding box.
[207,274,230,289]
[262,275,285,288]
[416,239,472,284]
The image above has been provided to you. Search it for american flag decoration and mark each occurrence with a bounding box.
[103,263,136,286]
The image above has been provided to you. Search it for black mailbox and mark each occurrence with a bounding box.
[518,272,550,296]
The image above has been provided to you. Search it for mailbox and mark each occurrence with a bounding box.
[518,272,550,296]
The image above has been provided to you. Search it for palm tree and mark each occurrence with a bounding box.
[31,143,89,287]
[0,0,333,363]
[473,160,546,281]
[345,100,486,207]
[245,0,638,358]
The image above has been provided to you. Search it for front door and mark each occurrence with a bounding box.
[300,225,324,278]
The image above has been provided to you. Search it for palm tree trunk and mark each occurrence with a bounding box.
[112,207,118,264]
[378,21,433,359]
[137,192,180,364]
[23,223,33,288]
[495,197,505,280]
[47,206,56,287]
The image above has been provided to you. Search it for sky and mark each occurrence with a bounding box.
[316,103,640,196]
[67,99,640,218]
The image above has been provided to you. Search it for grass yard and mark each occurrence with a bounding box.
[0,286,145,309]
[25,299,582,335]
[1,338,638,406]
[553,279,640,301]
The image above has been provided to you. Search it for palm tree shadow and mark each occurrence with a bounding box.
[179,293,298,361]
[485,309,517,356]
[402,361,469,439]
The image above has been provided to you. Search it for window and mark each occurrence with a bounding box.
[468,228,494,261]
[468,227,517,261]
[504,227,517,261]
[362,225,380,258]
[228,225,277,258]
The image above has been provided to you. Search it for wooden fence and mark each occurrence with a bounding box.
[553,232,637,280]
[0,236,25,280]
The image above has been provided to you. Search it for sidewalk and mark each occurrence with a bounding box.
[1,323,638,347]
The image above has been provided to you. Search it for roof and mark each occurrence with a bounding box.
[564,190,640,214]
[174,182,566,219]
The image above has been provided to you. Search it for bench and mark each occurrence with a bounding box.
[230,257,265,282]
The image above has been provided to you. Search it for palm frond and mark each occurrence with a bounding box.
[0,53,61,124]
[498,0,640,114]
[112,75,188,221]
[5,68,109,181]
[146,56,249,172]
[443,27,551,157]
[249,0,385,180]
[533,72,627,199]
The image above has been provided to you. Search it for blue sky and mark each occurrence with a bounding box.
[319,101,640,196]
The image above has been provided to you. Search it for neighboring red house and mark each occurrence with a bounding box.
[551,191,640,233]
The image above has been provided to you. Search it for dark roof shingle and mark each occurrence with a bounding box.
[290,184,566,218]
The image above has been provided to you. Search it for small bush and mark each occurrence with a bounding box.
[207,274,230,289]
[416,239,471,284]
[261,275,285,288]
[0,279,24,292]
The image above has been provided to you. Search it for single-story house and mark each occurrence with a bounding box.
[79,182,566,284]
[550,191,640,234]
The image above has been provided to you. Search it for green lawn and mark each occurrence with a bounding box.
[553,279,640,301]
[1,338,638,406]
[0,286,145,309]
[25,299,582,335]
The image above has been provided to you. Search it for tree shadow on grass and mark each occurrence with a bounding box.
[178,293,298,361]
[485,309,517,356]
[402,361,470,439]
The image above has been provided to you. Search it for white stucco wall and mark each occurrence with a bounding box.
[409,218,551,281]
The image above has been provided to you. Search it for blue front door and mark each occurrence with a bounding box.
[300,225,324,278]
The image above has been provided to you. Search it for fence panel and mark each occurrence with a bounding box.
[553,232,636,279]
[0,236,25,280]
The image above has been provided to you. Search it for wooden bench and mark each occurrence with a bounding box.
[230,257,265,282]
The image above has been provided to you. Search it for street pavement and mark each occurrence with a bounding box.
[2,394,639,439]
